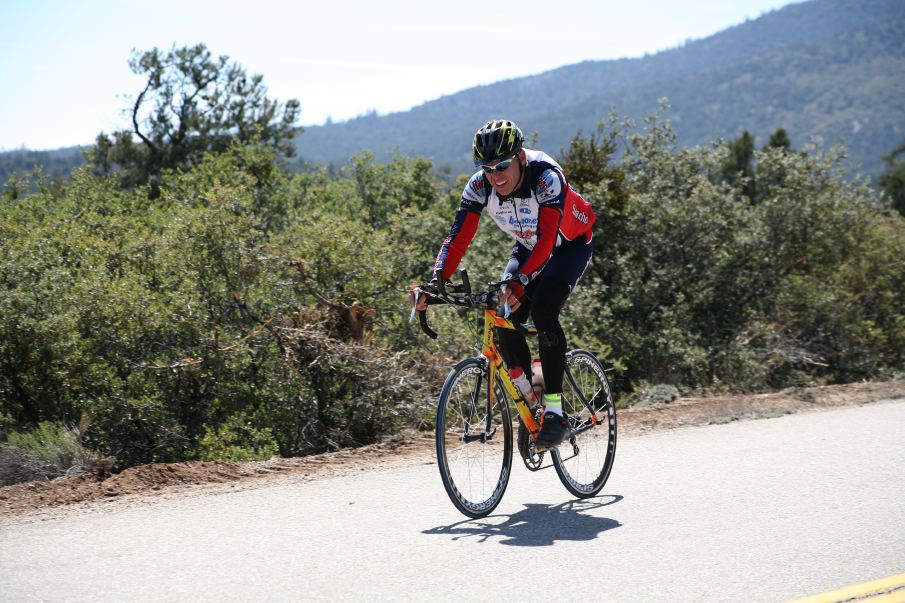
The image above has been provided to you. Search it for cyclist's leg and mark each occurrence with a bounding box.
[496,243,535,375]
[531,278,570,394]
[495,302,532,373]
[530,234,594,395]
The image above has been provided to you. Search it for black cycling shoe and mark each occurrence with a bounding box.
[534,411,569,449]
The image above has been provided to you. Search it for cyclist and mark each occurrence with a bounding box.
[412,119,596,449]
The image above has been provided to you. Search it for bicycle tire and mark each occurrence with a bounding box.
[435,357,513,518]
[551,349,617,498]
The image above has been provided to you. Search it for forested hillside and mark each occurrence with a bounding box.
[0,147,85,183]
[293,0,905,177]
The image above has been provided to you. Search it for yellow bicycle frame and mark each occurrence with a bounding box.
[480,308,541,438]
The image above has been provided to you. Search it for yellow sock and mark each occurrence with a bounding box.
[544,393,562,416]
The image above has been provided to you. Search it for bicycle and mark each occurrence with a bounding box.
[412,271,617,518]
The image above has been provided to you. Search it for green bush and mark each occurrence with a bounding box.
[196,412,278,462]
[0,146,441,470]
[562,109,904,394]
[628,384,681,407]
[1,111,903,477]
[0,421,111,485]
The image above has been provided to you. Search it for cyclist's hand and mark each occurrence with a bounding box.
[499,279,525,313]
[408,283,437,312]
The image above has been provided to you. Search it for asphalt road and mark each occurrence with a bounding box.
[2,400,904,602]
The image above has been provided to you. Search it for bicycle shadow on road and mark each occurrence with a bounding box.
[423,495,623,547]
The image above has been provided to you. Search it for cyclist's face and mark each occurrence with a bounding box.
[485,152,523,196]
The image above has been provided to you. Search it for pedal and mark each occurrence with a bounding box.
[518,417,545,471]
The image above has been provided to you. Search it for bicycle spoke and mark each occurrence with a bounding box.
[435,359,512,518]
[551,350,617,498]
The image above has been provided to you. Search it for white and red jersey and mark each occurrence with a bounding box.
[434,149,595,282]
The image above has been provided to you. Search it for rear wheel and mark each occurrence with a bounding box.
[435,357,513,518]
[551,350,617,498]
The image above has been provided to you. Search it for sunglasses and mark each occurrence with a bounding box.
[480,158,514,173]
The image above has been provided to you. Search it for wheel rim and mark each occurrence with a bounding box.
[437,364,511,515]
[555,352,616,494]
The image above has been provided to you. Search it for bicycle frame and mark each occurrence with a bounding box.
[478,308,541,440]
[412,272,550,444]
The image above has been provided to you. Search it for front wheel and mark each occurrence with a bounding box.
[551,350,617,498]
[435,357,513,518]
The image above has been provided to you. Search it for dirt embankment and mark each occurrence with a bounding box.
[2,380,903,519]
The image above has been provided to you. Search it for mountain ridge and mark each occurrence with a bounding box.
[293,0,905,176]
[2,0,903,182]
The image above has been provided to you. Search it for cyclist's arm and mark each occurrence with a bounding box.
[503,243,528,278]
[433,209,481,281]
[432,172,487,282]
[516,205,561,281]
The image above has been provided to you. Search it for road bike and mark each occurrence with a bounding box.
[412,271,617,518]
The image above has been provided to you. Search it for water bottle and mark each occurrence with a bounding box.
[509,366,537,406]
[531,358,545,400]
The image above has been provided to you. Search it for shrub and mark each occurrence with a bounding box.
[0,421,112,486]
[196,413,279,462]
[562,109,904,393]
[2,111,903,475]
[629,384,681,407]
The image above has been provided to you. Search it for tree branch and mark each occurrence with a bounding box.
[132,79,158,155]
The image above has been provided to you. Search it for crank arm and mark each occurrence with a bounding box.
[461,427,497,443]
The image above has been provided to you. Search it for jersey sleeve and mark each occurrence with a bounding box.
[432,173,487,281]
[460,171,488,212]
[534,167,567,209]
[433,210,481,281]
[538,160,595,242]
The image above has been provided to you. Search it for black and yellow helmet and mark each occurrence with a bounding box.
[472,119,524,165]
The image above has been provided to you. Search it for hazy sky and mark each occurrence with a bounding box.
[1,0,800,150]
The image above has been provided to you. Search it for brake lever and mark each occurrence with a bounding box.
[461,270,472,300]
[408,288,421,323]
[409,286,440,338]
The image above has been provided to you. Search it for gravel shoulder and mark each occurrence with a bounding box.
[2,380,903,523]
